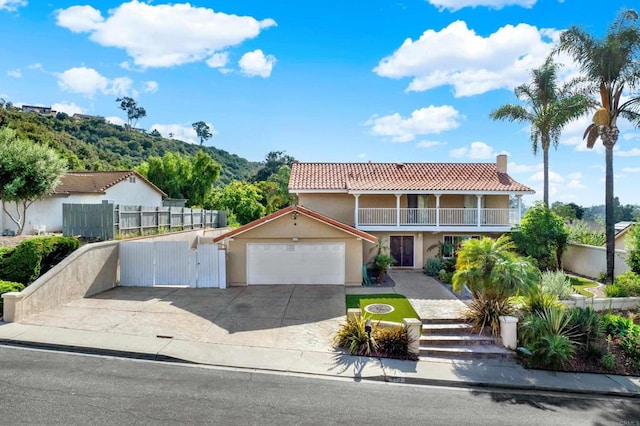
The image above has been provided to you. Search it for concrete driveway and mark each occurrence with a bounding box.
[20,285,347,353]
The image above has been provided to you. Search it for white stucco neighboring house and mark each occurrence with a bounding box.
[1,171,167,235]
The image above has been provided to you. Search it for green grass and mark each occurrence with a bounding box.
[345,294,419,323]
[567,276,596,298]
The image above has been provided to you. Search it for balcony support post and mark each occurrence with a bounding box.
[395,193,401,227]
[476,195,482,227]
[435,194,441,227]
[516,194,523,224]
[353,194,360,227]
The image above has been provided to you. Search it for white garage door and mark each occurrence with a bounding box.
[247,243,345,285]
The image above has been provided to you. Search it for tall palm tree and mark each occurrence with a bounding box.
[490,57,592,206]
[555,9,640,283]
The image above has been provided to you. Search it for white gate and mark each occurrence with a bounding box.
[119,241,226,288]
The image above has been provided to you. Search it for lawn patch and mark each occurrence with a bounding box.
[345,293,419,323]
[568,276,596,298]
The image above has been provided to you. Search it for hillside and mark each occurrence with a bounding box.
[0,107,260,185]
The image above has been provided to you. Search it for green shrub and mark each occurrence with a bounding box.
[464,294,514,337]
[442,257,457,273]
[374,325,414,360]
[438,269,453,284]
[601,314,636,337]
[0,280,25,311]
[423,257,443,276]
[522,286,563,315]
[626,224,640,274]
[569,307,604,356]
[605,271,640,297]
[334,316,377,356]
[0,236,80,285]
[540,271,574,299]
[519,306,579,371]
[372,254,395,283]
[619,326,640,367]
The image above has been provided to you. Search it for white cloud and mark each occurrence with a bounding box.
[238,49,276,78]
[567,172,583,180]
[7,69,21,78]
[106,116,125,126]
[27,63,43,70]
[529,170,564,183]
[0,0,26,12]
[567,179,586,189]
[622,167,640,173]
[508,162,542,173]
[143,81,158,93]
[367,105,462,142]
[52,102,86,115]
[56,67,132,98]
[150,123,217,144]
[374,21,574,97]
[206,52,229,68]
[357,153,367,159]
[449,141,507,160]
[416,140,443,148]
[427,0,536,12]
[56,2,276,68]
[615,148,640,157]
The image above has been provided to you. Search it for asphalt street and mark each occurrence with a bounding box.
[0,345,637,425]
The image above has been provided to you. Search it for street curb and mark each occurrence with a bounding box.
[0,339,194,365]
[2,339,638,398]
[380,375,640,398]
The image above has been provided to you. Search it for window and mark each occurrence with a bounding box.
[443,235,480,257]
[129,176,136,183]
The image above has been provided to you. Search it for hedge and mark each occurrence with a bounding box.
[0,237,80,285]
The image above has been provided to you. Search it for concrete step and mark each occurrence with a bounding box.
[422,318,466,325]
[419,345,512,360]
[421,323,473,335]
[420,335,497,346]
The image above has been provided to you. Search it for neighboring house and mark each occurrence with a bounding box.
[21,105,55,115]
[214,154,534,286]
[0,171,166,235]
[615,221,636,250]
[72,113,106,122]
[288,154,534,270]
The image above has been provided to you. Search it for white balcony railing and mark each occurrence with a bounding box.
[357,208,519,227]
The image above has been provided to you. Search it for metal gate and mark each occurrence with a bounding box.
[119,241,226,288]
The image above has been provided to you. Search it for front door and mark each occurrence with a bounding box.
[390,236,414,267]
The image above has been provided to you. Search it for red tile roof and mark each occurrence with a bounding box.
[213,205,377,244]
[55,171,167,197]
[289,162,534,192]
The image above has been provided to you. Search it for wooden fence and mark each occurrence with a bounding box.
[63,203,226,240]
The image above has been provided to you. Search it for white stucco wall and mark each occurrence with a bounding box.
[562,243,630,280]
[1,178,163,235]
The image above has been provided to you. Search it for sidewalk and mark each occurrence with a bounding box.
[0,321,637,397]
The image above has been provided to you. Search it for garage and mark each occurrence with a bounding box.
[247,243,345,285]
[213,206,377,286]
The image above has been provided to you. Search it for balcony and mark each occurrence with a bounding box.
[356,208,520,232]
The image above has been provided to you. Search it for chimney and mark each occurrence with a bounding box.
[496,154,507,173]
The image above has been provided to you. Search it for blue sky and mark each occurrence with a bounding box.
[1,0,639,206]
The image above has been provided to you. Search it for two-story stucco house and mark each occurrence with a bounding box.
[214,155,534,286]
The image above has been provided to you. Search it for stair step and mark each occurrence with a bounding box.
[421,323,473,335]
[420,335,497,346]
[419,345,512,360]
[422,318,466,325]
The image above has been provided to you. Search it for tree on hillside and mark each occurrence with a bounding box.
[551,201,585,222]
[192,121,213,146]
[205,181,265,225]
[116,97,147,130]
[491,57,592,206]
[136,151,221,207]
[0,128,67,235]
[555,9,640,283]
[252,151,295,182]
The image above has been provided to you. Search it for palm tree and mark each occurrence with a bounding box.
[555,9,640,284]
[452,236,539,335]
[490,56,592,206]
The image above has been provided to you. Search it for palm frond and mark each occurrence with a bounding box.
[584,125,600,149]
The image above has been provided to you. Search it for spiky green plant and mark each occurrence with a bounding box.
[334,315,377,356]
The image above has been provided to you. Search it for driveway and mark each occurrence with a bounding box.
[20,285,346,353]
